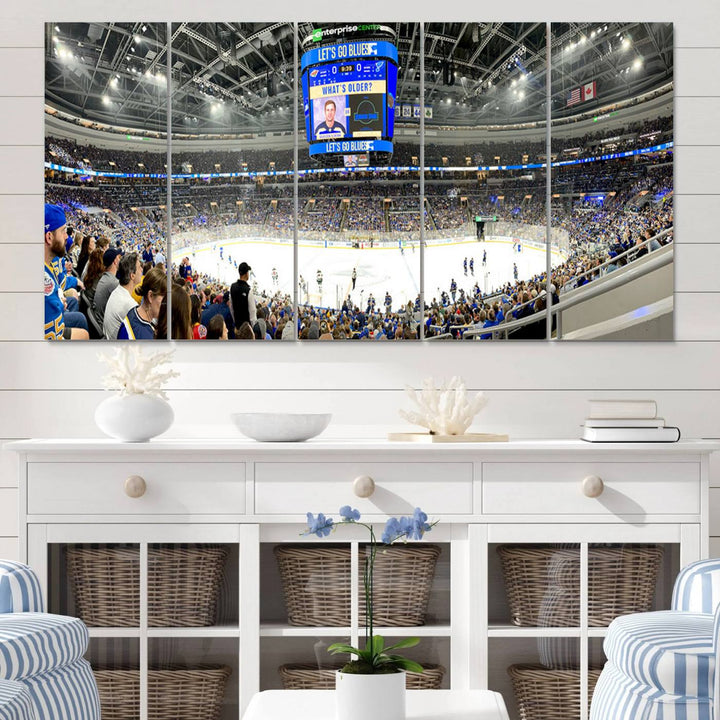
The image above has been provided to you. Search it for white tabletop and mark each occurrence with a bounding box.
[242,690,510,720]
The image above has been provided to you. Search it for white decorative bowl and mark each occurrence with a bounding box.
[231,412,332,442]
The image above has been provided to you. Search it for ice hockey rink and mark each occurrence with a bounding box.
[174,234,567,310]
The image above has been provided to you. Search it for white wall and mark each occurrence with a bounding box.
[2,3,720,561]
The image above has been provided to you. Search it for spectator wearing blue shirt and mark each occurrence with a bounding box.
[44,204,89,340]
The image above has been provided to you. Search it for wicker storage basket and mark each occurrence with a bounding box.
[508,664,601,720]
[274,544,441,626]
[497,544,664,627]
[67,544,229,627]
[279,663,446,689]
[94,666,231,720]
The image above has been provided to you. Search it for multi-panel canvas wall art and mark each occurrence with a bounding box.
[44,22,673,340]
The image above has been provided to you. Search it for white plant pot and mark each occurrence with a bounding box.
[335,670,405,720]
[95,394,174,443]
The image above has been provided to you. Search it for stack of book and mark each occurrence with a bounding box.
[582,400,681,442]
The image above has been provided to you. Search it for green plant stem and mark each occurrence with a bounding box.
[329,520,402,666]
[367,526,376,663]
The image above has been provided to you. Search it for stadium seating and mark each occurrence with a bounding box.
[44,114,673,340]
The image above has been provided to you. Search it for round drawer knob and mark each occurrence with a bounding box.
[353,475,375,498]
[582,475,604,498]
[124,475,147,499]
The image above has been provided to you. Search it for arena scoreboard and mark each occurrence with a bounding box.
[301,28,398,159]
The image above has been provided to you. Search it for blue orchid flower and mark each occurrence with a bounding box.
[381,516,401,544]
[410,507,431,540]
[306,512,333,537]
[339,505,361,522]
[381,509,432,543]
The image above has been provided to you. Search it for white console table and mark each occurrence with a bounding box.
[242,689,510,720]
[8,439,719,720]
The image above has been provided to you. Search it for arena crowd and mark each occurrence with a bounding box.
[44,117,673,340]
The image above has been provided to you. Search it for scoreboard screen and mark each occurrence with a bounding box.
[301,39,398,157]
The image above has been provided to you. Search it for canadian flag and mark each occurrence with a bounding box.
[582,81,597,102]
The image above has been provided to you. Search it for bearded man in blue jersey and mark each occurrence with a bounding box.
[44,204,89,340]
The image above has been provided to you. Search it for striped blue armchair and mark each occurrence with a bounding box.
[0,560,100,720]
[590,558,720,720]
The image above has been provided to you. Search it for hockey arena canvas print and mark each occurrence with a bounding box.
[44,22,673,341]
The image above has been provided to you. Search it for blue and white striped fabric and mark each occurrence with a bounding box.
[0,680,35,720]
[22,659,100,720]
[672,558,720,613]
[0,614,88,681]
[713,603,720,720]
[591,560,720,720]
[0,563,43,615]
[602,610,714,695]
[590,660,713,720]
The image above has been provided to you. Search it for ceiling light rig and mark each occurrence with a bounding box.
[470,44,529,99]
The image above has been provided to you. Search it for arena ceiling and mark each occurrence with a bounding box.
[45,22,673,137]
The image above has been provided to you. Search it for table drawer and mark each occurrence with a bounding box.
[255,462,472,515]
[27,462,245,514]
[482,462,699,515]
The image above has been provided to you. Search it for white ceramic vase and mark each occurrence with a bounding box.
[95,393,174,443]
[335,670,405,720]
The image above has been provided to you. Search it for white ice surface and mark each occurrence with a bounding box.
[175,235,566,310]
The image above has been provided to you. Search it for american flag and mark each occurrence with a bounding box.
[567,87,581,106]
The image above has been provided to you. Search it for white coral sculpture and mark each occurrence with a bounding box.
[98,346,179,401]
[399,376,488,435]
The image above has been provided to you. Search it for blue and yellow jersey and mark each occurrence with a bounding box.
[52,257,78,292]
[117,306,155,340]
[44,262,65,340]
